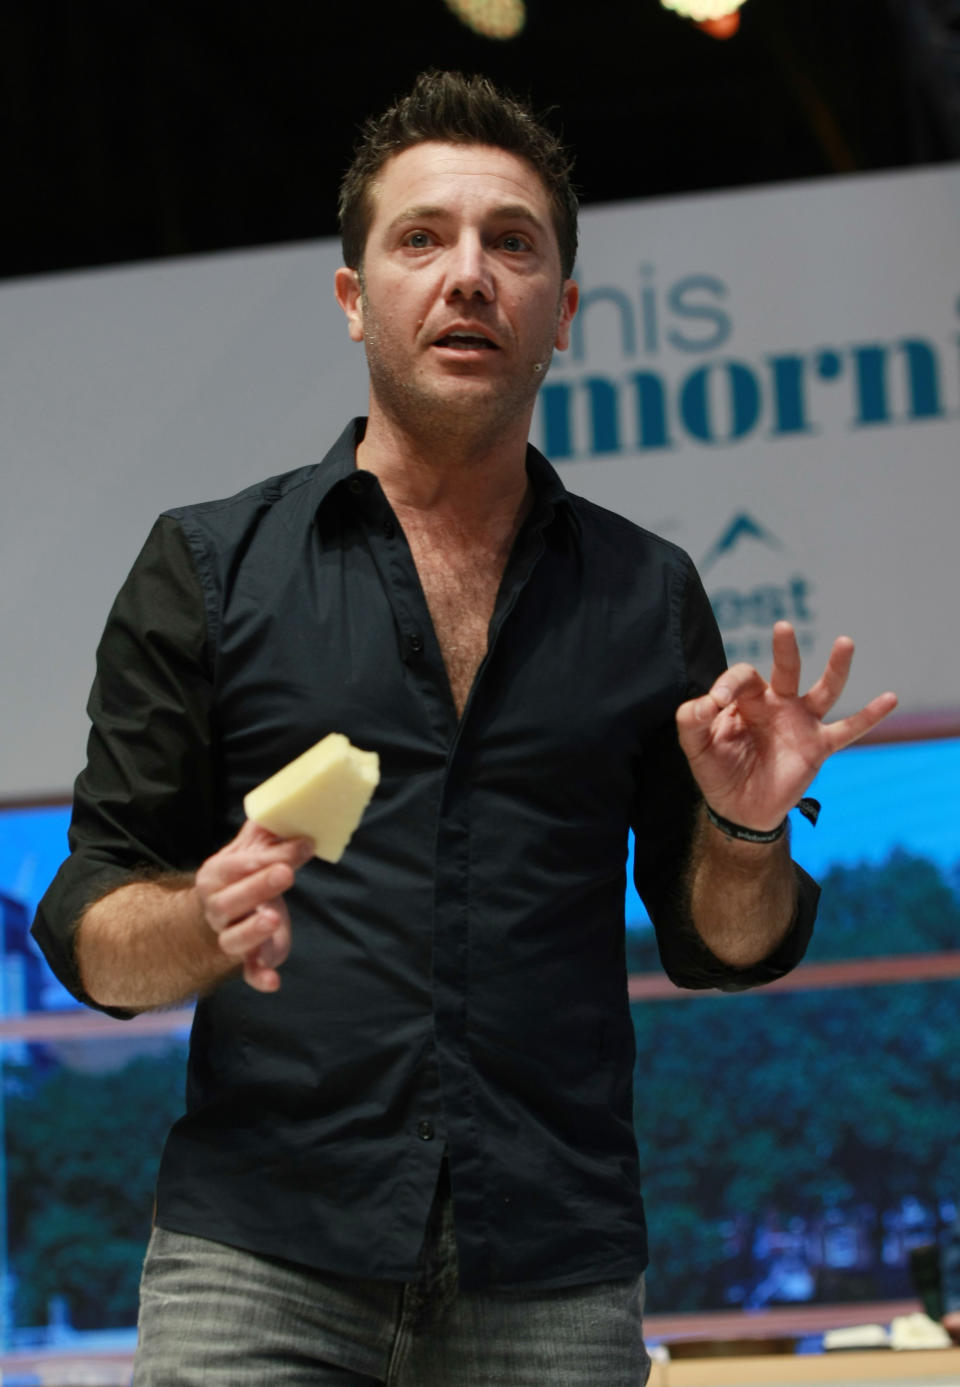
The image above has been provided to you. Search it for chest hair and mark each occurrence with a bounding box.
[398,513,520,719]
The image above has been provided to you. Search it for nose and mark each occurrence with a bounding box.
[444,232,494,303]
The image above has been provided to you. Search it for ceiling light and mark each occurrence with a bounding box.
[661,0,747,38]
[443,0,526,39]
[660,0,746,17]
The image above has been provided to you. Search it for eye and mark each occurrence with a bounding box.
[500,233,532,253]
[403,230,433,249]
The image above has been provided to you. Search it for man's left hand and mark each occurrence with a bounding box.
[676,621,897,834]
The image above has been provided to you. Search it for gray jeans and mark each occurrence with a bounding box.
[134,1174,651,1386]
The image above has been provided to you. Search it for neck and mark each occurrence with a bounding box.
[356,399,532,524]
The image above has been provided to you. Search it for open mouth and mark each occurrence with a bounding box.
[433,332,498,350]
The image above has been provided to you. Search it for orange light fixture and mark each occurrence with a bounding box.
[698,13,741,37]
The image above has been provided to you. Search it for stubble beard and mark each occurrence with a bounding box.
[360,290,555,458]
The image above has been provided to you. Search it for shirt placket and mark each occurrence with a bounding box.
[349,469,558,1285]
[428,504,557,1286]
[346,471,454,1194]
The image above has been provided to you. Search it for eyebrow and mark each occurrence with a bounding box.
[385,203,546,235]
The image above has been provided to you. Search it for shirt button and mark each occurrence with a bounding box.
[417,1120,435,1141]
[408,633,424,656]
[348,473,368,495]
[382,518,396,539]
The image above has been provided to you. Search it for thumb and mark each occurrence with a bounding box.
[676,692,720,760]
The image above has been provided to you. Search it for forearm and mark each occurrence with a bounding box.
[76,876,236,1011]
[686,804,798,968]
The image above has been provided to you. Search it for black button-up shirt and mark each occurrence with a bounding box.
[33,419,818,1291]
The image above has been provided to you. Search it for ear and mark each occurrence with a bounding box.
[554,279,579,353]
[334,267,365,342]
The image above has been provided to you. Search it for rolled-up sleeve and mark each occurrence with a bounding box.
[632,553,819,992]
[31,514,218,1011]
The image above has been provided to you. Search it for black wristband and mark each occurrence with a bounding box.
[704,797,821,844]
[704,804,786,843]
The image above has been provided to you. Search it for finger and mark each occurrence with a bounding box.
[768,621,801,698]
[821,690,898,755]
[204,862,296,933]
[197,833,313,896]
[241,909,292,993]
[229,828,315,869]
[676,693,720,759]
[254,927,289,969]
[803,636,855,719]
[709,663,768,710]
[227,817,270,850]
[676,664,766,758]
[243,958,282,992]
[217,901,289,959]
[231,820,315,861]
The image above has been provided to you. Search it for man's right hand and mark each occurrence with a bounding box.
[195,820,315,992]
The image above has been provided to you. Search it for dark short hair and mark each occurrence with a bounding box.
[338,70,579,279]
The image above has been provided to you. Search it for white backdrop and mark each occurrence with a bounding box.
[2,163,958,799]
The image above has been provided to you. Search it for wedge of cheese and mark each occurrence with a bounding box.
[243,732,380,862]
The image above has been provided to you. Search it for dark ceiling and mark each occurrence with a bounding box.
[3,0,958,283]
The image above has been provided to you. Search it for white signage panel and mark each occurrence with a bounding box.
[2,164,958,797]
[534,165,960,727]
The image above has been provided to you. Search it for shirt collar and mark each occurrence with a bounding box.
[523,442,580,538]
[312,418,579,537]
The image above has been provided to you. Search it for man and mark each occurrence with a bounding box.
[33,70,896,1385]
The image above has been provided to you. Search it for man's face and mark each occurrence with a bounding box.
[335,142,578,439]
